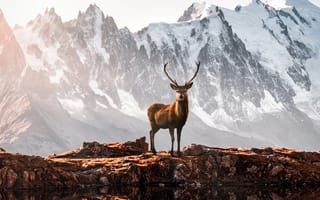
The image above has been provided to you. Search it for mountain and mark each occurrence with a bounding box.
[0,1,320,155]
[0,7,147,155]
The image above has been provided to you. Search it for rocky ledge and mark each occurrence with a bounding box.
[1,137,320,190]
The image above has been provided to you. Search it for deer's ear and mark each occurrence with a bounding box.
[185,82,193,89]
[170,83,178,90]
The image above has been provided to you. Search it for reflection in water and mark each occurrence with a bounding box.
[2,186,320,199]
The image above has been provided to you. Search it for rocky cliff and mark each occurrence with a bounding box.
[1,137,319,195]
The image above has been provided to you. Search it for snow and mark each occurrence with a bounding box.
[282,0,320,120]
[296,101,320,120]
[307,56,320,96]
[260,0,290,10]
[77,50,87,64]
[49,69,64,84]
[192,103,216,127]
[192,88,285,133]
[136,14,222,65]
[57,97,84,115]
[187,2,207,21]
[242,90,285,120]
[14,26,62,72]
[221,3,293,74]
[191,72,237,132]
[117,89,147,120]
[213,0,320,100]
[92,6,110,64]
[260,90,285,112]
[14,29,43,71]
[284,2,320,48]
[241,91,285,121]
[191,90,234,132]
[89,80,117,109]
[20,66,28,78]
[295,54,320,120]
[96,101,108,109]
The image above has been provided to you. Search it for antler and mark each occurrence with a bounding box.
[164,63,178,86]
[186,61,200,85]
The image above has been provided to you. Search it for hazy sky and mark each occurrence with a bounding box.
[0,0,319,32]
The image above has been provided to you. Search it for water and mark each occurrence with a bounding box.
[2,186,320,199]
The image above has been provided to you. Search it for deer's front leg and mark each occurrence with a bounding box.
[177,127,183,157]
[169,128,175,156]
[150,127,159,155]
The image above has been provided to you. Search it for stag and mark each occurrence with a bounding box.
[147,62,200,156]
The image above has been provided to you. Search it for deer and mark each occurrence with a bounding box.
[147,62,200,156]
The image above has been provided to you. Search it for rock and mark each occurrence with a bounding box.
[271,165,285,176]
[247,165,258,174]
[99,176,109,185]
[182,144,208,156]
[0,167,17,188]
[0,138,320,190]
[50,137,148,158]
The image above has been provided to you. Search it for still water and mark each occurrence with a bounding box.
[2,186,320,199]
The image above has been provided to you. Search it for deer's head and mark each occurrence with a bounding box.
[164,62,200,102]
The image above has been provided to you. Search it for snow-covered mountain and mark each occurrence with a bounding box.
[0,0,320,155]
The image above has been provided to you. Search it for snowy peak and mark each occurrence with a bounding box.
[76,4,119,42]
[85,4,104,16]
[25,7,65,45]
[177,1,223,22]
[178,0,319,21]
[104,16,119,33]
[178,2,207,22]
[77,4,105,24]
[29,7,62,28]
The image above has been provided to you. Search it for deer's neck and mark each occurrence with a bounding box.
[174,97,188,119]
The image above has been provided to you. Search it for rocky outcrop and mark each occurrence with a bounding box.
[50,137,148,158]
[0,137,320,191]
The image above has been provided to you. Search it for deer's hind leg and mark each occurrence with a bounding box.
[169,128,175,156]
[150,125,160,155]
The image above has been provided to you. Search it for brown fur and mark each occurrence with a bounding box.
[148,96,188,129]
[147,93,189,156]
[147,62,199,156]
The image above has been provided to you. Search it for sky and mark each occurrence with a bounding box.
[0,0,319,32]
